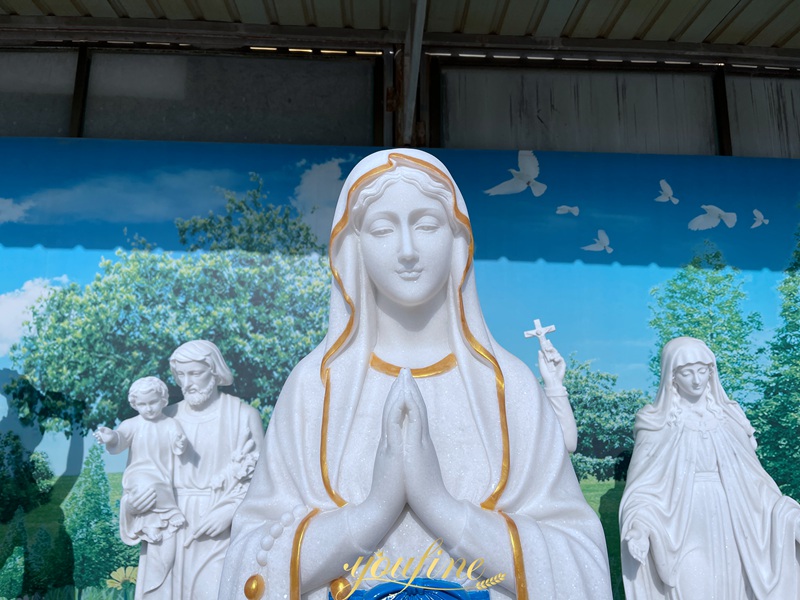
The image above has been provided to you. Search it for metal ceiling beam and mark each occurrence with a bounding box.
[0,15,404,49]
[401,0,428,146]
[423,32,800,68]
[0,15,799,68]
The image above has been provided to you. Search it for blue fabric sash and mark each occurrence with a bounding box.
[330,578,490,600]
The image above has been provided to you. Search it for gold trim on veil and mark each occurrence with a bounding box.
[289,152,528,600]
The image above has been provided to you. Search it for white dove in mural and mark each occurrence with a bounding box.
[688,205,737,231]
[484,150,547,197]
[556,205,579,216]
[582,230,613,253]
[655,179,679,204]
[752,209,769,228]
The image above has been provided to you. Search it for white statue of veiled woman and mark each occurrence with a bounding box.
[620,336,800,599]
[219,149,611,600]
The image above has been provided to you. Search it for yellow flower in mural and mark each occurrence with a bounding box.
[106,566,138,589]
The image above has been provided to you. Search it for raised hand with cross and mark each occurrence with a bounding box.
[523,318,576,452]
[524,318,564,387]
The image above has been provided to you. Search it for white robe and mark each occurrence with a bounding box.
[620,410,800,600]
[123,394,263,600]
[115,415,185,545]
[111,415,186,598]
[220,148,611,600]
[219,346,611,599]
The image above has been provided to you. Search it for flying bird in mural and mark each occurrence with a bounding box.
[751,209,769,228]
[582,230,613,254]
[556,205,579,216]
[484,150,547,197]
[688,205,737,231]
[655,179,679,204]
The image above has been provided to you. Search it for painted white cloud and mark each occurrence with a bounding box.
[292,157,354,245]
[19,168,240,224]
[0,277,66,356]
[0,198,34,224]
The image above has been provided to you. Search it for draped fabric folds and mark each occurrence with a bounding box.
[620,337,800,599]
[219,149,611,600]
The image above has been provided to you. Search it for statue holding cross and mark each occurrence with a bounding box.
[524,319,577,453]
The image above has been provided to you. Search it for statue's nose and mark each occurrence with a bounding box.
[398,226,418,262]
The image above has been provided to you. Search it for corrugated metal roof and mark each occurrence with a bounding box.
[0,0,798,50]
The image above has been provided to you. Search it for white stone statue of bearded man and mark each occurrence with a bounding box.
[125,340,264,600]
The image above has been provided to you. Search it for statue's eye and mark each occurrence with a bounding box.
[415,216,442,233]
[367,218,394,237]
[369,226,393,237]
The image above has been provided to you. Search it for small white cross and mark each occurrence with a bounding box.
[524,319,556,343]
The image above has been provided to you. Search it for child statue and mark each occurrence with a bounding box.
[95,376,187,598]
[620,337,800,599]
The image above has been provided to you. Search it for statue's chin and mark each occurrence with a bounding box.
[184,391,213,409]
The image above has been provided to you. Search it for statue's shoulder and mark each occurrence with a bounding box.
[223,392,258,413]
[279,345,327,397]
[267,347,327,429]
[492,346,550,418]
[494,345,540,392]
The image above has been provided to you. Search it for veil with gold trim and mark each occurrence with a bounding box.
[220,149,611,600]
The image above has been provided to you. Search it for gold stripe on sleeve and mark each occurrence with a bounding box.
[290,507,322,600]
[320,370,347,507]
[499,511,528,600]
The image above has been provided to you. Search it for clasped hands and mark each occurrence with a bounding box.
[361,368,461,540]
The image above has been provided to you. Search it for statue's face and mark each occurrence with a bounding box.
[359,180,454,309]
[673,362,711,402]
[134,391,165,420]
[173,359,217,408]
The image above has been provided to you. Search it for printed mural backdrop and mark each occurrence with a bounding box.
[0,138,798,599]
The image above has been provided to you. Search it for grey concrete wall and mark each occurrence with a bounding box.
[83,52,376,145]
[727,75,800,159]
[440,66,719,155]
[0,51,78,137]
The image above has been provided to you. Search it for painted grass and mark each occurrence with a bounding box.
[580,477,626,600]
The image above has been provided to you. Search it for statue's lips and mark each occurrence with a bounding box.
[396,270,422,281]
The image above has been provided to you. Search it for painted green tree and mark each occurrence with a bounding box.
[749,270,800,499]
[649,247,763,400]
[63,445,137,593]
[0,432,54,522]
[566,357,649,481]
[8,250,329,434]
[48,525,75,590]
[176,174,324,254]
[0,507,26,577]
[0,545,24,600]
[26,527,53,595]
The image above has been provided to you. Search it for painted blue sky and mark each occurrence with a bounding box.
[0,138,797,473]
[1,138,798,270]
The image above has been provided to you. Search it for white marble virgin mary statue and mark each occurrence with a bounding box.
[620,337,800,599]
[219,149,611,600]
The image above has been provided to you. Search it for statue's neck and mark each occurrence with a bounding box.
[678,395,706,415]
[372,288,451,368]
